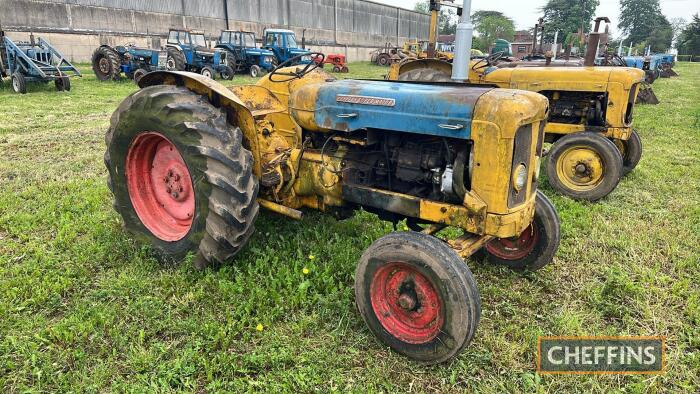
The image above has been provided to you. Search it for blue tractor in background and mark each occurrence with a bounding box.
[92,44,167,83]
[215,31,275,78]
[166,29,234,80]
[0,31,80,94]
[262,29,311,66]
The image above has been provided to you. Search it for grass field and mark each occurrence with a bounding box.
[1,62,699,392]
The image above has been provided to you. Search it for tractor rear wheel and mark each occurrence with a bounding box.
[54,76,70,91]
[11,72,27,94]
[220,65,234,80]
[355,232,480,364]
[612,129,642,176]
[546,132,623,201]
[479,191,560,271]
[397,67,452,82]
[92,46,121,81]
[105,85,259,268]
[166,48,186,71]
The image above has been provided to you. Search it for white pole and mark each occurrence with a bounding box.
[618,40,623,56]
[451,0,473,82]
[627,42,633,56]
[553,30,559,60]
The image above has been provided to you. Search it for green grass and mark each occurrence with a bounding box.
[1,61,699,392]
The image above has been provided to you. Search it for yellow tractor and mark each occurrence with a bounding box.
[389,9,646,202]
[105,53,560,363]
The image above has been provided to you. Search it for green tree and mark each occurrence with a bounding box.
[471,11,515,52]
[414,1,457,35]
[677,14,700,55]
[619,0,672,52]
[541,0,600,43]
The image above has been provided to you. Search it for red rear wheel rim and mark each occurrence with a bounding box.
[486,223,539,260]
[370,262,443,344]
[125,132,195,241]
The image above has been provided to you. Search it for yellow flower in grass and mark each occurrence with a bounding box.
[256,323,263,332]
[302,267,310,275]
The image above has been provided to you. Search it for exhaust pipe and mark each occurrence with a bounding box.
[451,0,473,82]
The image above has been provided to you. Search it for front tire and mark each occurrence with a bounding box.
[355,232,480,364]
[546,132,623,201]
[105,85,259,268]
[132,68,148,84]
[612,129,642,176]
[11,72,27,94]
[480,191,561,271]
[201,66,215,79]
[249,65,261,78]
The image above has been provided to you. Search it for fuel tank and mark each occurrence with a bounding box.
[290,79,495,139]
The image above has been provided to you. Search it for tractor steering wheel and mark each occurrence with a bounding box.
[472,51,505,71]
[268,52,325,83]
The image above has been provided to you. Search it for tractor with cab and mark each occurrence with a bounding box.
[165,29,233,80]
[215,30,275,78]
[262,29,311,66]
[104,45,561,363]
[92,44,167,83]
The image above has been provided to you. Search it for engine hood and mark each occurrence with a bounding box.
[290,79,495,139]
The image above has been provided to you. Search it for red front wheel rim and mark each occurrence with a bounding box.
[125,132,195,241]
[486,223,539,260]
[370,262,443,344]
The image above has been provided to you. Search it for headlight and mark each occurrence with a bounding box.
[265,56,274,63]
[513,163,528,192]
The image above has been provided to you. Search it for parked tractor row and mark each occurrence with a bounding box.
[90,28,350,83]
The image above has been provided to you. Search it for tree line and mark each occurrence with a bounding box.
[413,0,700,55]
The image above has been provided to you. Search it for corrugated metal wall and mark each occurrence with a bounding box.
[0,0,428,45]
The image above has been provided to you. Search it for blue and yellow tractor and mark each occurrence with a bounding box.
[104,53,561,363]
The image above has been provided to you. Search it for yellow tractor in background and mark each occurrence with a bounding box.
[105,50,560,363]
[390,5,646,202]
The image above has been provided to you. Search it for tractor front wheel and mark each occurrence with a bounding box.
[612,129,642,176]
[479,191,561,271]
[249,65,261,78]
[201,66,215,79]
[546,132,623,201]
[355,232,480,364]
[11,72,27,94]
[105,85,259,268]
[54,76,71,91]
[132,68,148,84]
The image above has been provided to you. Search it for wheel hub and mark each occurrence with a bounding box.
[370,262,443,344]
[125,132,195,241]
[556,146,605,191]
[99,57,110,74]
[486,223,539,260]
[12,78,19,91]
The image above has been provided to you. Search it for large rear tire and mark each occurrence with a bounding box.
[105,85,259,268]
[91,46,121,81]
[166,48,186,71]
[355,232,480,364]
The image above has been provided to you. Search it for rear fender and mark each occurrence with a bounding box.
[389,58,453,80]
[139,71,263,176]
